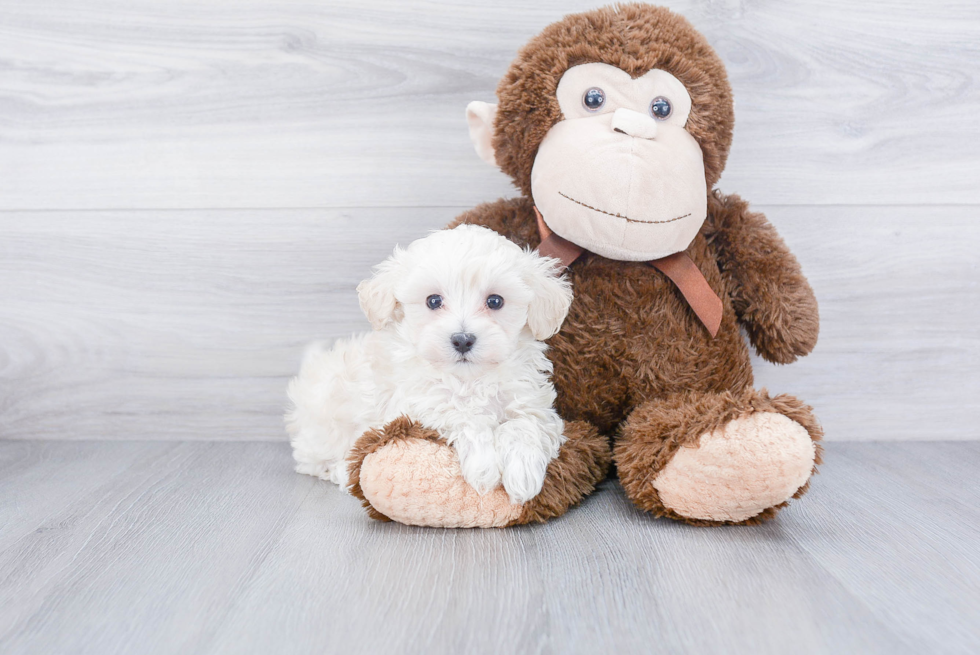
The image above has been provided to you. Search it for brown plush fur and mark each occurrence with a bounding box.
[704,192,820,364]
[447,4,822,525]
[347,417,613,525]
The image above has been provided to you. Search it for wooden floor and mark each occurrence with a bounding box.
[0,440,977,655]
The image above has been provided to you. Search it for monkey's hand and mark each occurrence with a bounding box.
[705,191,819,364]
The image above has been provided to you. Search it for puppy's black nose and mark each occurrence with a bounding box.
[450,332,477,354]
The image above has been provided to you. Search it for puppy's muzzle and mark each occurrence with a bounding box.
[450,332,477,354]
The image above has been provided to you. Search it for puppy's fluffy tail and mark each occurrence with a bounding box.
[285,334,376,487]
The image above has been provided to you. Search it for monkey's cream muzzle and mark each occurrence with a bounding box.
[530,110,706,261]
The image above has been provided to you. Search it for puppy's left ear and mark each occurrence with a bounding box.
[357,248,406,330]
[523,252,573,340]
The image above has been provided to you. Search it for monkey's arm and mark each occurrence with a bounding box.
[446,197,539,247]
[705,191,819,364]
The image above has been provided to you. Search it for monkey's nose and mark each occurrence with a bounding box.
[611,108,658,139]
[450,332,477,354]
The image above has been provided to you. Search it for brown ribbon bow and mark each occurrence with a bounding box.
[534,207,723,338]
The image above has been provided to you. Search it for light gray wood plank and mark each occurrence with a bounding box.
[0,440,174,551]
[1,205,977,442]
[206,481,914,655]
[781,442,980,654]
[0,0,977,209]
[0,440,316,655]
[2,440,978,654]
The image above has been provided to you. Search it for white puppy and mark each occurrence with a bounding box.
[286,225,573,504]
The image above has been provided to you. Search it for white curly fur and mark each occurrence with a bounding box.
[286,225,573,504]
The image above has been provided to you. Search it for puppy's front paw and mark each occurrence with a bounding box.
[500,445,550,505]
[456,441,502,496]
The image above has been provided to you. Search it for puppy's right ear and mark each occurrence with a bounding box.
[466,101,498,167]
[357,248,405,330]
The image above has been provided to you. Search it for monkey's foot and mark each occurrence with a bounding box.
[615,389,823,525]
[347,416,610,528]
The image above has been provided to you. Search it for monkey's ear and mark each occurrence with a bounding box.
[466,101,498,166]
[356,249,406,330]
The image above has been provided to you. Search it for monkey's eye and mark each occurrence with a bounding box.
[426,295,443,310]
[486,294,504,310]
[650,96,672,120]
[582,87,605,112]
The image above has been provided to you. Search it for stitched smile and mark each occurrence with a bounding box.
[558,191,691,225]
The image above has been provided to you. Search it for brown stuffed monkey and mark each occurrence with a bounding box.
[347,3,822,527]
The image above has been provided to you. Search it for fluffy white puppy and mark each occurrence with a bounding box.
[286,224,573,504]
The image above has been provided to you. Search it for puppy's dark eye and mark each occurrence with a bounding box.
[426,294,443,310]
[650,96,672,120]
[486,294,504,310]
[583,87,605,111]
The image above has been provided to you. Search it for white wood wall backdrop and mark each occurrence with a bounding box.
[1,0,978,442]
[0,0,978,208]
[1,206,977,441]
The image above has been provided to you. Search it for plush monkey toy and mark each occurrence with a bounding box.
[347,3,822,527]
